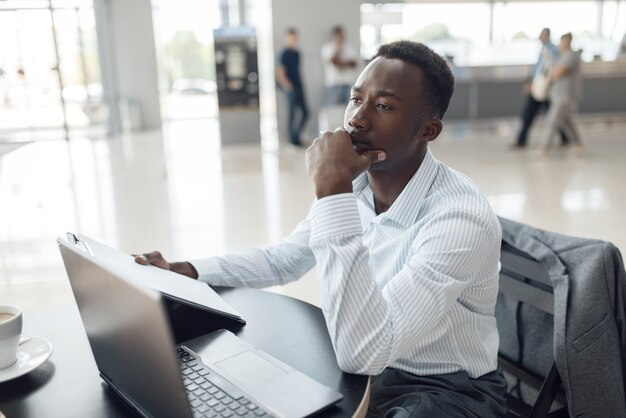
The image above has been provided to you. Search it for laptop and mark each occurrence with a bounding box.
[58,236,343,418]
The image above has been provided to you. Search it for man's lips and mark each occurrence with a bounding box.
[349,133,372,153]
[349,134,384,163]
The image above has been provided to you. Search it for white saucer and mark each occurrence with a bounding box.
[0,336,53,383]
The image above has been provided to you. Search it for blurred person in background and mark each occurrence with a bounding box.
[0,66,5,104]
[618,32,626,59]
[513,28,570,149]
[321,25,359,106]
[538,32,583,155]
[277,27,309,147]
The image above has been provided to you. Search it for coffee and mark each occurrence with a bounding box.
[0,313,16,323]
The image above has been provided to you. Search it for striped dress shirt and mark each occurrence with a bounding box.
[191,149,502,378]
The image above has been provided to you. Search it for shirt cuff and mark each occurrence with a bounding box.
[309,193,362,242]
[188,258,222,284]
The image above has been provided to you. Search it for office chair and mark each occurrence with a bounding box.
[496,241,568,418]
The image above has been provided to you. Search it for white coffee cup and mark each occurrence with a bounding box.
[0,305,23,369]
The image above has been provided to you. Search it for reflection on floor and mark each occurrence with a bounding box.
[0,141,29,158]
[1,116,625,315]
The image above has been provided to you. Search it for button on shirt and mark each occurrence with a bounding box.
[191,150,502,378]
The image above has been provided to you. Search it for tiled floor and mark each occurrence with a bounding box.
[1,115,625,316]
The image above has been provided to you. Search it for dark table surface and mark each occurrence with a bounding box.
[0,287,369,418]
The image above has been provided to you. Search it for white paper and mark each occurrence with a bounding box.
[70,234,244,323]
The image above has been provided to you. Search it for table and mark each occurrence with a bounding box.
[0,287,369,417]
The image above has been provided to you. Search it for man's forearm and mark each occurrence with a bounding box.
[276,66,292,90]
[314,173,353,198]
[551,65,570,80]
[170,261,198,279]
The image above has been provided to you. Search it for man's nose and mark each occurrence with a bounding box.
[347,106,370,131]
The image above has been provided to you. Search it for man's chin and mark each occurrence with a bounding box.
[352,144,372,155]
[367,160,385,172]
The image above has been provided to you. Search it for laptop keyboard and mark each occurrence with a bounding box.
[176,347,277,418]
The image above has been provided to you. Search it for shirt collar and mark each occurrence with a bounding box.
[353,170,370,196]
[353,149,439,228]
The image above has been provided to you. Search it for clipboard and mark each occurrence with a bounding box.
[62,233,245,325]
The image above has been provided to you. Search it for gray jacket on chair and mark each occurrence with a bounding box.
[499,217,626,418]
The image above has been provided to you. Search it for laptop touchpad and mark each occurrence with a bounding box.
[215,351,288,388]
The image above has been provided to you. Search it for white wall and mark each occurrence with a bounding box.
[94,0,162,133]
[271,0,362,143]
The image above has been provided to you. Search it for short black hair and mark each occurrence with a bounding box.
[286,27,297,36]
[374,40,454,119]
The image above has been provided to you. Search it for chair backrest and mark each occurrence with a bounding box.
[496,241,568,418]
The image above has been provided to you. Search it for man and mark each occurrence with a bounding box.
[539,33,583,153]
[137,40,507,416]
[514,28,569,149]
[321,25,359,105]
[618,32,626,59]
[276,27,309,146]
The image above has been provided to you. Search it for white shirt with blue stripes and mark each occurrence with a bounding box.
[191,149,501,378]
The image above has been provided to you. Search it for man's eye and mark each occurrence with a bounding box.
[350,97,361,103]
[377,103,391,110]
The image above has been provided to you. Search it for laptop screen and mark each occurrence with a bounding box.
[58,239,193,418]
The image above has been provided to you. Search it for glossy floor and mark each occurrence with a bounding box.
[1,116,625,315]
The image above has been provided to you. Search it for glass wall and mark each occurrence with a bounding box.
[361,0,626,66]
[151,0,275,122]
[51,5,103,127]
[0,0,104,139]
[152,0,221,120]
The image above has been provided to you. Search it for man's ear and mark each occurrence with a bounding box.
[417,118,443,142]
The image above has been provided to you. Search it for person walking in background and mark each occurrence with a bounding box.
[618,32,626,59]
[513,28,569,149]
[0,66,5,105]
[539,33,583,154]
[321,25,359,106]
[276,27,309,147]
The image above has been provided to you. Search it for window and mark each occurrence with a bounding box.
[0,0,103,137]
[361,1,626,66]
